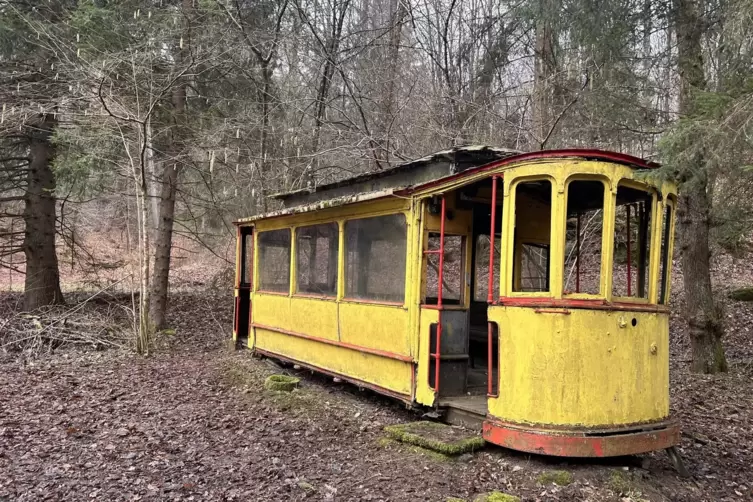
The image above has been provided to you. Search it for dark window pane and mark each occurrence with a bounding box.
[296,223,338,296]
[241,231,253,285]
[612,186,653,298]
[474,234,501,301]
[345,214,407,303]
[659,203,674,304]
[519,243,549,292]
[425,234,464,305]
[513,180,551,293]
[258,229,291,292]
[564,181,604,295]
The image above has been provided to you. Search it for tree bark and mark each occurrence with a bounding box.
[532,0,558,148]
[674,0,728,373]
[149,150,180,330]
[376,0,407,164]
[307,0,349,185]
[148,0,191,330]
[22,113,63,311]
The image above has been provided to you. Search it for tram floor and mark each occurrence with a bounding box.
[436,366,497,428]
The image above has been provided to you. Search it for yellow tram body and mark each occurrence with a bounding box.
[233,148,679,457]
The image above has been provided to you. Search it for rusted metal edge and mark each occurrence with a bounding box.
[269,145,521,200]
[534,308,571,315]
[487,417,678,434]
[482,419,680,457]
[236,188,400,223]
[236,148,658,224]
[494,297,670,313]
[395,148,658,197]
[253,347,414,405]
[251,323,414,363]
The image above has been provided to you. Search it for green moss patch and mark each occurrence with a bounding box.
[472,491,520,502]
[264,374,300,392]
[297,481,316,494]
[376,436,451,462]
[729,287,753,301]
[384,421,485,455]
[608,470,633,495]
[537,469,574,486]
[446,498,466,502]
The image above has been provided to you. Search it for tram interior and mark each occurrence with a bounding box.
[424,178,649,415]
[424,177,555,412]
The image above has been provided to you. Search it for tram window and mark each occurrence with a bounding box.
[612,185,653,298]
[564,180,604,295]
[345,214,407,303]
[658,201,674,304]
[519,243,549,291]
[513,180,552,293]
[474,234,501,301]
[425,234,464,305]
[296,223,338,296]
[258,229,291,293]
[241,231,253,285]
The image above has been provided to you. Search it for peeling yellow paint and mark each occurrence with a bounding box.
[236,155,678,430]
[487,306,670,426]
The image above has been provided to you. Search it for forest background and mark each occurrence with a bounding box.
[2,0,753,368]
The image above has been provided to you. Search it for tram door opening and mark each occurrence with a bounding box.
[423,176,502,403]
[235,227,253,346]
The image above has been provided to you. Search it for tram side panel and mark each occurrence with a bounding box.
[252,293,415,399]
[487,305,670,428]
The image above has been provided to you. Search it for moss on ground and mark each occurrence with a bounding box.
[384,421,485,455]
[264,374,300,391]
[537,469,574,486]
[220,360,323,416]
[446,498,466,502]
[376,436,451,462]
[729,287,753,301]
[472,491,520,502]
[297,481,316,494]
[608,470,633,495]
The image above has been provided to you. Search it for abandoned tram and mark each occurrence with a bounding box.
[233,147,681,459]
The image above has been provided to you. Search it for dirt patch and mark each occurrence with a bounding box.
[1,289,752,501]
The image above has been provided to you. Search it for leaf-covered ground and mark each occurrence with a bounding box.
[1,249,752,501]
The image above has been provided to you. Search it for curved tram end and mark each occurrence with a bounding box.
[481,418,689,476]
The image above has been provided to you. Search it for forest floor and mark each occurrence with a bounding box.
[1,251,752,501]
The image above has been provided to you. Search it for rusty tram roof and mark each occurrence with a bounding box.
[236,146,657,224]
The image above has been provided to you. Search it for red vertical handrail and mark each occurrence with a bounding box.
[487,176,498,304]
[437,197,446,307]
[487,176,498,396]
[433,197,446,396]
[576,213,581,293]
[626,205,632,297]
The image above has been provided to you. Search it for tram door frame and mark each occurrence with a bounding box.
[235,226,254,346]
[421,175,503,402]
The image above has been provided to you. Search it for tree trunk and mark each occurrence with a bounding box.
[678,179,727,373]
[149,155,180,330]
[376,0,407,164]
[307,0,349,185]
[22,113,63,311]
[532,0,558,148]
[674,0,728,373]
[146,116,160,232]
[148,0,190,330]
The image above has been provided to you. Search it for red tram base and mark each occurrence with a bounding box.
[482,418,680,457]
